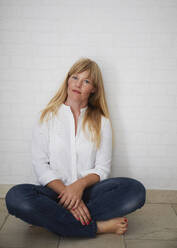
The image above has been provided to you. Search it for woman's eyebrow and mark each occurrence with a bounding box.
[73,74,91,81]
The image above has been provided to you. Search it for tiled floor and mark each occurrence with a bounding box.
[0,198,177,248]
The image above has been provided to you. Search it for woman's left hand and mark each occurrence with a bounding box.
[57,180,85,210]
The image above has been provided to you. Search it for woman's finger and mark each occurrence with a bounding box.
[79,201,92,220]
[72,208,81,221]
[72,199,80,210]
[77,206,89,224]
[67,198,77,210]
[58,191,64,198]
[70,209,80,221]
[72,208,85,225]
[63,197,72,208]
[78,212,86,225]
[59,196,68,207]
[81,204,91,221]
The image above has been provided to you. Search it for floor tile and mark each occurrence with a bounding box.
[0,212,8,232]
[59,234,125,248]
[0,215,59,248]
[1,196,177,248]
[0,199,8,213]
[146,190,177,204]
[124,203,177,241]
[0,199,9,231]
[126,239,177,248]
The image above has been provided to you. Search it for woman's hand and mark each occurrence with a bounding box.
[69,200,92,225]
[57,180,85,210]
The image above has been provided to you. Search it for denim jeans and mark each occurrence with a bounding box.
[5,177,146,238]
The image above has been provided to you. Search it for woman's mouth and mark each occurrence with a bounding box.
[73,90,81,94]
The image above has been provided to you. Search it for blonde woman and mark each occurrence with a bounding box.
[5,58,146,238]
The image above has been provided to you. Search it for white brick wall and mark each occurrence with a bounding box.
[0,0,177,190]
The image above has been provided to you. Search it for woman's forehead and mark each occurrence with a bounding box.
[73,70,92,79]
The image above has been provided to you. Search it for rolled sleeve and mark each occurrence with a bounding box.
[79,168,108,182]
[31,115,59,186]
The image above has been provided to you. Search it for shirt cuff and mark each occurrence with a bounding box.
[38,170,61,186]
[79,168,109,182]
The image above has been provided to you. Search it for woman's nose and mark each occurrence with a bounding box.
[76,79,82,87]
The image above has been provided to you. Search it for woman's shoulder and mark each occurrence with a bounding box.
[32,111,53,131]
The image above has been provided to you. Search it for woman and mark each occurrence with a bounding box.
[5,58,146,238]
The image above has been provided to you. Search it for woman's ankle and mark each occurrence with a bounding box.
[96,221,107,234]
[96,221,102,234]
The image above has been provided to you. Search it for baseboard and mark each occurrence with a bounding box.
[0,184,177,204]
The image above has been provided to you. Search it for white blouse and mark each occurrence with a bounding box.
[31,103,112,186]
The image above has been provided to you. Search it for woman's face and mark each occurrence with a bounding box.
[66,70,96,105]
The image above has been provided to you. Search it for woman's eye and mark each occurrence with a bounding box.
[72,76,77,79]
[84,80,90,84]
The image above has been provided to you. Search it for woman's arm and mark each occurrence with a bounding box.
[32,115,65,189]
[77,173,100,189]
[46,179,66,194]
[78,117,113,182]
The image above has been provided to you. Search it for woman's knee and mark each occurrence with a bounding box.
[5,184,34,215]
[129,178,146,207]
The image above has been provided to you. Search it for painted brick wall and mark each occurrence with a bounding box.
[0,0,177,189]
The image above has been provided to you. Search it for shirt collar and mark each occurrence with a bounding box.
[61,103,88,114]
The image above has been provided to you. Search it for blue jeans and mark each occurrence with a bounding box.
[5,177,146,238]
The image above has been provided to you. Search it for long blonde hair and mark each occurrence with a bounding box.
[39,57,114,149]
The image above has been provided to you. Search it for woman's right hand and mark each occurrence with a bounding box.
[69,200,92,225]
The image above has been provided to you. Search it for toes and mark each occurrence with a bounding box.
[121,222,128,228]
[117,230,126,235]
[123,217,128,222]
[120,217,128,224]
[120,228,127,234]
[121,227,128,231]
[116,230,124,235]
[120,219,127,224]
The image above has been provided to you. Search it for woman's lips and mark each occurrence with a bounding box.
[73,90,81,94]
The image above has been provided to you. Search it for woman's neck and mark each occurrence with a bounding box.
[64,100,87,116]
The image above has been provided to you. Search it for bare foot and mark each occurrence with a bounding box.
[96,217,128,235]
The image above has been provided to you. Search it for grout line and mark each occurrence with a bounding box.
[0,213,9,232]
[123,235,127,248]
[57,236,63,248]
[170,204,177,216]
[57,237,60,248]
[125,238,177,241]
[145,202,176,205]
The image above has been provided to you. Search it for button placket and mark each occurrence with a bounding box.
[75,114,82,141]
[70,111,78,182]
[75,114,82,170]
